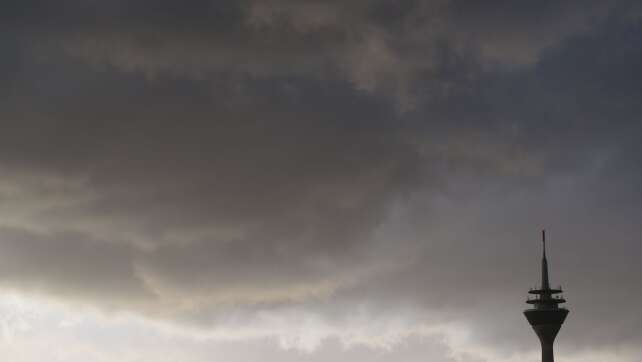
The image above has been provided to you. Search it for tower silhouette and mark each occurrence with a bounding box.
[524,230,569,362]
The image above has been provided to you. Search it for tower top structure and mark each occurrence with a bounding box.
[527,230,565,308]
[524,230,569,362]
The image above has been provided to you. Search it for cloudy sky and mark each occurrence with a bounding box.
[1,1,642,361]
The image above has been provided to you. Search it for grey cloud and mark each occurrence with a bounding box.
[0,227,148,305]
[0,1,641,361]
[353,13,642,353]
[0,53,422,311]
[5,0,616,106]
[447,0,619,63]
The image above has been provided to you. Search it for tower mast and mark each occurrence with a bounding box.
[542,230,550,291]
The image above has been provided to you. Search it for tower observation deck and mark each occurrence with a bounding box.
[524,230,569,362]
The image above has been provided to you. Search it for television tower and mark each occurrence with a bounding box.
[524,230,569,362]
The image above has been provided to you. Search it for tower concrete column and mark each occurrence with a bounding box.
[541,341,553,362]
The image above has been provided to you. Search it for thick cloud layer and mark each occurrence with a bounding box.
[1,1,641,361]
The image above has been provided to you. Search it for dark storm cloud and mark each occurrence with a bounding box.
[3,0,620,104]
[336,9,642,353]
[447,0,618,62]
[1,0,642,359]
[0,43,421,311]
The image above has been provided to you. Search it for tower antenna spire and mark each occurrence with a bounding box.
[542,229,546,259]
[541,229,550,290]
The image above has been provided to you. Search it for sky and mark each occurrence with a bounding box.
[1,1,642,361]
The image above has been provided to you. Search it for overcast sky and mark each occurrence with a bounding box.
[1,1,642,361]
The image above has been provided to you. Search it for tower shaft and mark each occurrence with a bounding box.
[533,324,562,362]
[541,342,554,362]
